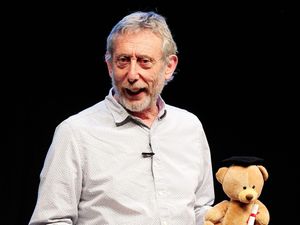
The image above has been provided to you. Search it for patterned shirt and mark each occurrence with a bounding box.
[29,88,214,225]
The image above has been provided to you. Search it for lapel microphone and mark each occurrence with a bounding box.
[142,152,155,158]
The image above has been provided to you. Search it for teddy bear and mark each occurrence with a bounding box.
[204,156,270,225]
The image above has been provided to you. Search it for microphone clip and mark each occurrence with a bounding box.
[142,152,155,158]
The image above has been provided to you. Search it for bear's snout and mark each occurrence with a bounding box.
[246,194,253,201]
[238,188,258,203]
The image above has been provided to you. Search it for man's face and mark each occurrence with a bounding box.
[106,30,173,112]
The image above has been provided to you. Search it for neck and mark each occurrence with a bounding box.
[113,90,160,127]
[130,105,158,127]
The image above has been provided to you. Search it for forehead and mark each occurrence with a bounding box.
[113,30,163,57]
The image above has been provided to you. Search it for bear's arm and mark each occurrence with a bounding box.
[255,200,270,225]
[204,200,229,223]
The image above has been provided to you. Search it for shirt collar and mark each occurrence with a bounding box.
[105,88,167,126]
[156,95,167,120]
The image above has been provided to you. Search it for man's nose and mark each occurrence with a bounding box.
[127,59,139,82]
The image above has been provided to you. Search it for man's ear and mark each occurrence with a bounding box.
[106,60,113,78]
[105,52,113,77]
[164,54,178,80]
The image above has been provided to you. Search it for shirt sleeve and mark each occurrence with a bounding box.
[29,122,83,225]
[194,124,215,225]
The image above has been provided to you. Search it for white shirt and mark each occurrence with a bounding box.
[29,89,214,225]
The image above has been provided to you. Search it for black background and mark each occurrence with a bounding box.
[10,1,297,224]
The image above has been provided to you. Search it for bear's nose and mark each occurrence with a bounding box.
[246,194,253,201]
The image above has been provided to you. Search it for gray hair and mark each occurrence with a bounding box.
[105,11,178,62]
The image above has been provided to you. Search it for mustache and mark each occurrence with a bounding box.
[122,83,148,90]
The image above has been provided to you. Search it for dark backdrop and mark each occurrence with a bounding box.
[11,1,297,224]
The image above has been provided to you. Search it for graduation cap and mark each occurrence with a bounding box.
[221,156,264,167]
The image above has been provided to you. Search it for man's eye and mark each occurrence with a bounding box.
[117,57,130,63]
[139,58,150,64]
[116,56,130,67]
[137,58,154,68]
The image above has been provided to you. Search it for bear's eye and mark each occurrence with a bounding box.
[243,186,247,190]
[252,185,255,189]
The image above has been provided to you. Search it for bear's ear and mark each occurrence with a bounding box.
[257,165,269,181]
[216,167,228,184]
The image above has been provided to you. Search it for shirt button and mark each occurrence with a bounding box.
[158,191,164,196]
[162,221,168,225]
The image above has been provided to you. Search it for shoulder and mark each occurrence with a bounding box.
[165,104,203,127]
[58,100,108,129]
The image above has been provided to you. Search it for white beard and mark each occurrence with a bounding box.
[111,69,166,112]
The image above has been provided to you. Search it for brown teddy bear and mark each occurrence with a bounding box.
[204,156,270,225]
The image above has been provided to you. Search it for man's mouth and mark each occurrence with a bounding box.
[125,88,146,96]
